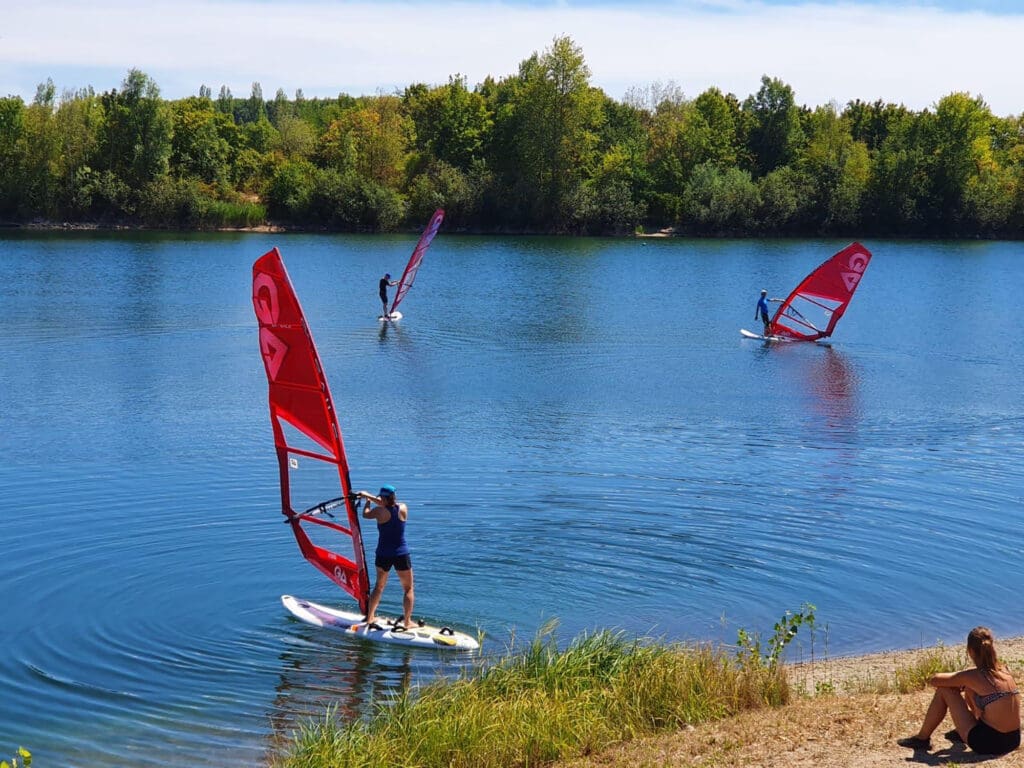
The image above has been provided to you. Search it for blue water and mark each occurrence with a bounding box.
[1,232,1022,766]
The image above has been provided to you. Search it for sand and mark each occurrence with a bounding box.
[559,637,1024,767]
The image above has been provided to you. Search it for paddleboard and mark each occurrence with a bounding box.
[281,595,480,650]
[378,311,403,322]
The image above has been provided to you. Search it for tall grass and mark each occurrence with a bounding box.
[274,624,789,768]
[838,645,962,695]
[201,199,266,228]
[893,645,961,694]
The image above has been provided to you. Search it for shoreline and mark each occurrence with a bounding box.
[788,635,1024,696]
[6,221,1020,241]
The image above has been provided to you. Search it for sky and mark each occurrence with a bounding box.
[1,0,1022,116]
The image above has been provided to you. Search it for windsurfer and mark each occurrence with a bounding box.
[356,485,414,629]
[379,273,397,318]
[755,289,779,336]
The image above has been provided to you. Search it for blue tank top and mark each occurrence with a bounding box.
[376,504,409,557]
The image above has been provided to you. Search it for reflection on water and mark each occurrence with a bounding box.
[268,630,399,760]
[808,348,859,431]
[266,621,485,761]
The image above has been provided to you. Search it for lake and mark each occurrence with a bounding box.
[1,231,1022,766]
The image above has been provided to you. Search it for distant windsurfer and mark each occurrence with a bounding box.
[756,289,780,337]
[356,485,414,629]
[379,273,397,318]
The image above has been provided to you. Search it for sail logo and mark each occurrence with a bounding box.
[841,250,870,292]
[254,272,289,381]
[334,565,351,588]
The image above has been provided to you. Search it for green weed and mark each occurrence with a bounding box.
[1,746,31,768]
[274,618,793,768]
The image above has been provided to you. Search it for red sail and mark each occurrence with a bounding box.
[771,242,872,341]
[390,208,444,315]
[253,248,370,614]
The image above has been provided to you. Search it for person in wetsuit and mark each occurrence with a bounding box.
[379,273,397,318]
[356,485,414,629]
[898,626,1020,755]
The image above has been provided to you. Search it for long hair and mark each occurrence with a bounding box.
[968,626,1001,671]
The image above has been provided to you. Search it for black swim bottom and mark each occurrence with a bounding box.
[375,554,412,572]
[968,721,1020,755]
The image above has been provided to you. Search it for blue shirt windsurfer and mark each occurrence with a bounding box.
[756,289,780,337]
[356,485,414,629]
[379,273,397,318]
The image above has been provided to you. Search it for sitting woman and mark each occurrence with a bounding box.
[898,626,1020,755]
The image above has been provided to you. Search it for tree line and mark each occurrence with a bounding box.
[1,36,1022,237]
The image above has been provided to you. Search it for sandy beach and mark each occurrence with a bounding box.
[560,637,1024,767]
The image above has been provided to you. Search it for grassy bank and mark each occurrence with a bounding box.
[270,605,1024,768]
[273,621,794,768]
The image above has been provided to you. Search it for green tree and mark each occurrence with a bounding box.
[0,96,26,216]
[328,96,412,189]
[270,87,292,125]
[169,97,232,182]
[407,160,477,225]
[243,81,266,123]
[274,114,316,160]
[588,143,647,234]
[927,92,995,233]
[758,165,814,233]
[593,98,648,233]
[743,76,805,176]
[683,162,760,233]
[267,158,316,220]
[19,80,62,216]
[97,69,172,189]
[800,103,869,231]
[845,99,913,151]
[53,87,104,216]
[216,85,233,115]
[404,75,492,172]
[490,36,605,230]
[317,116,358,174]
[692,87,743,168]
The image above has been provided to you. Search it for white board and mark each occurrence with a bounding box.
[281,595,480,650]
[740,328,779,341]
[740,328,831,346]
[378,311,403,322]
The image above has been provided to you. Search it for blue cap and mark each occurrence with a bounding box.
[385,273,391,279]
[379,484,396,497]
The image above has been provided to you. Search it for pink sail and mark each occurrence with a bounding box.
[771,242,872,341]
[253,248,370,615]
[390,209,445,315]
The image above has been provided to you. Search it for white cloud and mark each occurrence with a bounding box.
[1,0,1021,115]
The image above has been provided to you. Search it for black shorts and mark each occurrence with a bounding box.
[375,554,412,572]
[968,721,1020,755]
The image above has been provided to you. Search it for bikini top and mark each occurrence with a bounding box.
[975,689,1020,710]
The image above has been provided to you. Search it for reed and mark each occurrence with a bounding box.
[274,624,790,768]
[201,199,266,228]
[893,645,960,694]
